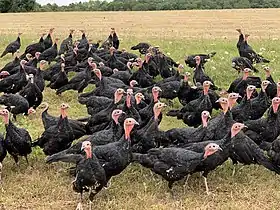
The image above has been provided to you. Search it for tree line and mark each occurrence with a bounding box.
[1,0,280,13]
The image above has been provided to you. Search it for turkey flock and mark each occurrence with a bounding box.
[0,27,278,209]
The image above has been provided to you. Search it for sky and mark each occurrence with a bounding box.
[36,0,89,6]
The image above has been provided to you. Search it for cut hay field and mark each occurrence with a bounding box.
[1,9,280,210]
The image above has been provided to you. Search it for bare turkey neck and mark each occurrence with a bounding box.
[85,148,92,159]
[228,99,236,110]
[135,97,141,105]
[145,57,150,63]
[96,73,102,81]
[114,93,122,104]
[265,71,271,78]
[113,115,120,124]
[202,117,208,128]
[125,125,133,140]
[273,103,280,113]
[203,86,209,95]
[243,72,249,80]
[61,108,67,118]
[246,90,253,100]
[231,129,240,138]
[154,108,161,121]
[277,87,280,97]
[153,92,159,102]
[184,75,189,82]
[261,85,267,93]
[221,103,229,114]
[126,95,131,108]
[3,115,9,125]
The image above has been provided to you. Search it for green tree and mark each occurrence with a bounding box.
[0,0,13,12]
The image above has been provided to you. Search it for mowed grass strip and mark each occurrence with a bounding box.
[0,10,280,209]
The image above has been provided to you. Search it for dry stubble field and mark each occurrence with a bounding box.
[1,9,280,210]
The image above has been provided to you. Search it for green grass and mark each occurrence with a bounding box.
[0,10,280,210]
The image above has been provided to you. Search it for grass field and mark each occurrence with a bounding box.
[1,9,280,209]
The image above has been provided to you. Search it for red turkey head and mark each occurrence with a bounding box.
[0,71,10,79]
[152,86,162,102]
[201,111,211,127]
[28,107,36,115]
[228,93,241,109]
[60,103,70,119]
[263,66,271,78]
[126,89,133,108]
[246,85,256,100]
[111,109,125,125]
[81,141,92,159]
[124,118,139,140]
[261,80,271,92]
[93,69,102,81]
[272,97,280,113]
[20,60,28,69]
[242,68,252,80]
[35,52,41,59]
[203,81,213,95]
[135,93,145,104]
[203,143,222,159]
[184,72,191,82]
[114,88,125,104]
[231,123,247,138]
[0,109,9,124]
[178,64,184,73]
[194,56,201,65]
[216,98,229,114]
[153,102,167,120]
[40,60,47,70]
[129,80,138,88]
[87,57,93,65]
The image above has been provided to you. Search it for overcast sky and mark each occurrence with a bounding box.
[36,0,89,6]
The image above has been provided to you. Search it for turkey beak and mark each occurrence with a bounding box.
[81,145,85,151]
[208,115,211,119]
[135,121,140,126]
[218,146,223,151]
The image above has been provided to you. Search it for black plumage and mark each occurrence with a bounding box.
[0,109,32,165]
[132,143,222,190]
[1,33,22,58]
[19,74,43,109]
[32,103,75,155]
[46,141,106,210]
